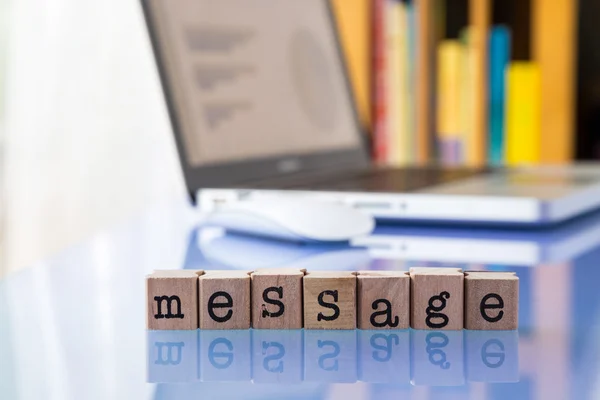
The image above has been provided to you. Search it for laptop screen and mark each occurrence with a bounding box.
[146,0,363,169]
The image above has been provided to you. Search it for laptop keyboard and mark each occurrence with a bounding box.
[251,167,490,193]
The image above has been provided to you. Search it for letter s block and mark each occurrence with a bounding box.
[357,271,410,329]
[199,271,252,330]
[303,271,356,330]
[410,267,464,330]
[464,272,519,330]
[251,268,305,329]
[146,270,204,330]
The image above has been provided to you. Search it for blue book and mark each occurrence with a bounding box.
[488,26,511,165]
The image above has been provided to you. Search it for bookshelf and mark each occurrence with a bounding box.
[333,0,580,167]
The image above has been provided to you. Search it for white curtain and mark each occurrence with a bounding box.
[2,0,187,273]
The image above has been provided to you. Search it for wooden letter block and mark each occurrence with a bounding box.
[410,267,464,330]
[303,271,356,330]
[464,271,519,330]
[199,271,251,330]
[146,270,204,330]
[251,268,305,329]
[357,271,410,329]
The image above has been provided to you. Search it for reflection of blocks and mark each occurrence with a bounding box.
[146,270,204,330]
[465,330,519,382]
[410,268,464,330]
[251,330,303,383]
[358,330,410,383]
[304,330,357,383]
[199,271,251,330]
[357,271,410,329]
[465,272,519,330]
[146,330,199,383]
[251,269,305,329]
[199,330,251,382]
[411,330,465,386]
[303,272,357,329]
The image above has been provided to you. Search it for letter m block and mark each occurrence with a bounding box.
[146,270,204,330]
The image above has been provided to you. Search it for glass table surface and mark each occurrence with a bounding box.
[2,204,600,400]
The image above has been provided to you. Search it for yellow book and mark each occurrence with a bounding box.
[436,40,464,165]
[533,0,577,163]
[331,0,372,131]
[505,62,541,165]
[387,0,409,165]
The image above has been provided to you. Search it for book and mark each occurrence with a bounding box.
[406,3,416,163]
[386,0,411,165]
[459,27,475,166]
[467,0,491,167]
[331,0,372,132]
[505,62,541,165]
[436,40,464,165]
[488,25,511,165]
[386,0,401,165]
[532,0,577,163]
[414,0,434,164]
[372,0,388,164]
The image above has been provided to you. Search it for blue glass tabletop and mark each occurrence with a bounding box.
[2,205,600,400]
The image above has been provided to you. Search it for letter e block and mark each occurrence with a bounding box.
[146,270,204,330]
[410,267,464,330]
[357,271,410,329]
[199,271,251,329]
[251,268,305,329]
[464,272,519,330]
[303,272,356,330]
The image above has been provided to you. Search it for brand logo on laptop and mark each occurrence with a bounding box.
[277,158,301,173]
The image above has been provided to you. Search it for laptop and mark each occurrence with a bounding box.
[142,0,600,226]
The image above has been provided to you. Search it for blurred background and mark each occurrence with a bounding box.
[0,0,599,276]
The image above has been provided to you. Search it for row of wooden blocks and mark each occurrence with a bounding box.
[146,268,518,331]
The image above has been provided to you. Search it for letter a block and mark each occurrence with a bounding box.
[199,271,251,330]
[251,268,305,329]
[303,271,357,329]
[464,272,519,330]
[410,267,464,330]
[146,270,204,330]
[357,271,410,329]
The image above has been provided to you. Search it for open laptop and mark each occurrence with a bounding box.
[142,0,600,226]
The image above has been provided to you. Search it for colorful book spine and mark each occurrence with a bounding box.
[406,2,416,163]
[386,0,410,165]
[436,40,464,165]
[533,0,577,163]
[414,0,433,164]
[386,0,401,165]
[488,26,511,165]
[331,0,372,131]
[505,62,541,165]
[467,0,490,167]
[460,27,475,167]
[372,0,388,164]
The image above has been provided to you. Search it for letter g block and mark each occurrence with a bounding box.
[410,268,464,330]
[146,270,204,330]
[199,271,252,330]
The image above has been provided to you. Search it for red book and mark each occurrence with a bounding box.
[372,0,387,164]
